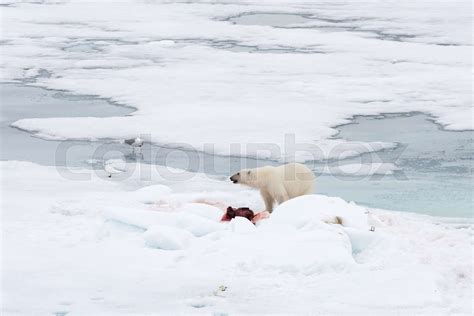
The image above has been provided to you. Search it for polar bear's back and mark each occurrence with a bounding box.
[275,163,315,198]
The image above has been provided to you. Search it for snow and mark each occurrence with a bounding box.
[105,206,224,237]
[130,184,173,203]
[2,161,472,314]
[272,194,369,229]
[144,225,195,250]
[229,216,257,234]
[177,202,224,222]
[2,0,472,162]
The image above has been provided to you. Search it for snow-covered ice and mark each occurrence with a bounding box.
[2,0,472,161]
[144,225,195,250]
[1,0,472,314]
[1,161,472,314]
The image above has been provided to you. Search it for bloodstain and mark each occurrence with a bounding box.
[221,206,255,222]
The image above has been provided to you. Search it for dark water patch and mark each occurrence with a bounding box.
[335,112,473,170]
[22,68,52,84]
[329,113,473,217]
[228,13,313,27]
[0,84,134,166]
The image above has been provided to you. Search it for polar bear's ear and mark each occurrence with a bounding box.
[247,170,251,175]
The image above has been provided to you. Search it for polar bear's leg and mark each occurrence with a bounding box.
[260,189,274,213]
[271,183,289,205]
[303,184,314,195]
[275,192,289,205]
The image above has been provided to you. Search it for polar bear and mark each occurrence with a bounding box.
[229,163,315,213]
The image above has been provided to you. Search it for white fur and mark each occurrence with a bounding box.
[231,163,315,213]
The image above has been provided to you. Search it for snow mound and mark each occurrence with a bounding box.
[271,195,369,230]
[105,207,224,237]
[268,195,375,254]
[144,225,194,250]
[104,207,171,230]
[193,224,354,275]
[131,184,172,203]
[156,40,175,47]
[177,203,224,222]
[342,227,377,254]
[105,196,362,273]
[171,195,361,274]
[174,213,224,237]
[230,216,256,234]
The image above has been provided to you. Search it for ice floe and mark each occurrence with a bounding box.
[2,161,471,314]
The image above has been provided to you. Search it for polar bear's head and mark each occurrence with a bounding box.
[230,166,274,188]
[230,169,255,186]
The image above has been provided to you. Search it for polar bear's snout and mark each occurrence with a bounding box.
[229,173,240,183]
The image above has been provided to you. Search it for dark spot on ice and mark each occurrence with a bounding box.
[190,302,207,308]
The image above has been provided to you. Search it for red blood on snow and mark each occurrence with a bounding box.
[221,206,255,222]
